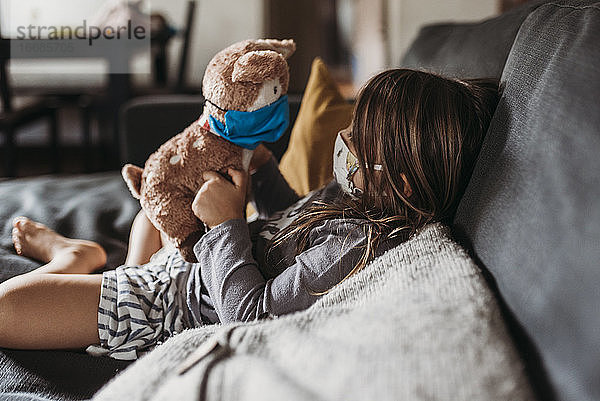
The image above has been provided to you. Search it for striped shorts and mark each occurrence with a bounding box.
[86,247,197,360]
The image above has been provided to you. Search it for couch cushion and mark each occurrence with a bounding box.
[400,0,548,79]
[454,3,600,401]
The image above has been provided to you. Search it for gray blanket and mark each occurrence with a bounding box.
[0,173,139,400]
[94,223,535,401]
[0,172,139,280]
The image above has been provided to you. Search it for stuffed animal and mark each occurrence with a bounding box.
[121,39,296,262]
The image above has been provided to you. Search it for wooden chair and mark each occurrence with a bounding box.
[0,41,60,177]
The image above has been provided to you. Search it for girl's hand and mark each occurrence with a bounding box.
[192,168,248,229]
[249,144,273,174]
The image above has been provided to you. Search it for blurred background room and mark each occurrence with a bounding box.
[0,0,529,178]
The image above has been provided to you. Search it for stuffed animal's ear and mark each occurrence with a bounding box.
[121,164,143,199]
[232,50,287,84]
[254,39,296,59]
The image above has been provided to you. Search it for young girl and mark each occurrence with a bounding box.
[0,69,498,360]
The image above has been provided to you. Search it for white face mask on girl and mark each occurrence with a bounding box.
[333,132,382,198]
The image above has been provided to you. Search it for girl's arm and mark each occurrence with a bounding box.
[124,209,164,266]
[249,145,301,218]
[188,217,368,324]
[190,167,367,324]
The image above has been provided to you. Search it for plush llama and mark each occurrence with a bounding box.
[122,39,296,262]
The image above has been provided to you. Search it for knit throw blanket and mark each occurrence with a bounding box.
[94,223,535,400]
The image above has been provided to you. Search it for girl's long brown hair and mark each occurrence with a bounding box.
[267,69,499,294]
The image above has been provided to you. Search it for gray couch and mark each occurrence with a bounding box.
[1,1,598,400]
[405,2,600,400]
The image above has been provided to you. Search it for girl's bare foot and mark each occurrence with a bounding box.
[12,217,107,273]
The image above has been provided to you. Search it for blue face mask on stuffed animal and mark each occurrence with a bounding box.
[207,94,289,150]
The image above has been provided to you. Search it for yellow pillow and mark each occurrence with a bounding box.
[279,58,354,196]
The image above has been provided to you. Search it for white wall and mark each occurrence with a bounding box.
[351,0,387,87]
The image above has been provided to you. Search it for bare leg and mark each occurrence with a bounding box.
[125,209,165,266]
[0,273,102,349]
[12,217,106,274]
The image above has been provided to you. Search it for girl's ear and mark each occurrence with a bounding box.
[400,173,413,198]
[122,164,144,199]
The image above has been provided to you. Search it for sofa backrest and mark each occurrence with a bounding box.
[454,3,600,401]
[119,95,205,167]
[403,2,600,401]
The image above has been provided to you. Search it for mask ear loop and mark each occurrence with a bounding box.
[347,161,384,197]
[204,99,228,113]
[346,162,363,197]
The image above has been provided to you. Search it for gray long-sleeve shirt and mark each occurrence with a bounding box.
[186,156,398,325]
